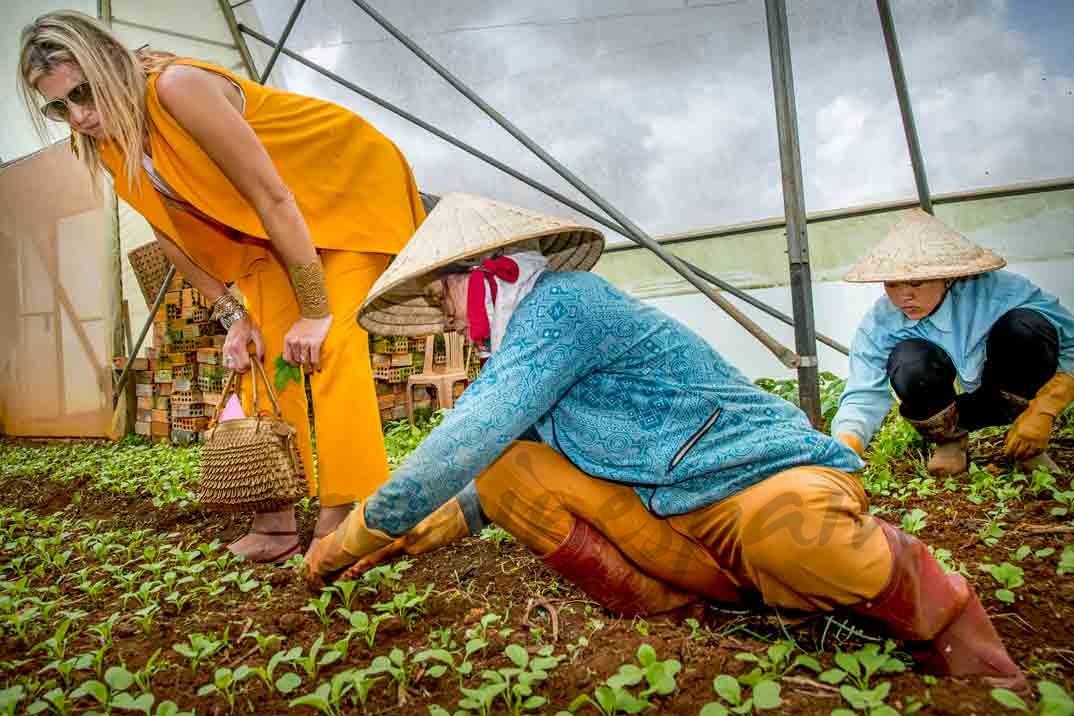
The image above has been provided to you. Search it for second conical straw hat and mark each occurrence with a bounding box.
[359,193,605,336]
[844,209,1006,282]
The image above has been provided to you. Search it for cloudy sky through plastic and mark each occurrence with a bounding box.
[251,0,1074,245]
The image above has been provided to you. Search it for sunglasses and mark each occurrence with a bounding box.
[40,82,94,122]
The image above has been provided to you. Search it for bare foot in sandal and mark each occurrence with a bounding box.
[229,508,300,563]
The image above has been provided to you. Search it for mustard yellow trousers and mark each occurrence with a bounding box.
[476,441,893,612]
[236,249,390,508]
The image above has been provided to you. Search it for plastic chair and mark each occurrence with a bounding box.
[406,332,469,422]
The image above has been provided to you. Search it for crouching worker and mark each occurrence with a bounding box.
[831,210,1074,476]
[306,194,1025,689]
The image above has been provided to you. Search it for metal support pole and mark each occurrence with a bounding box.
[877,0,932,214]
[217,0,259,80]
[114,266,177,400]
[97,0,112,25]
[349,0,799,368]
[239,25,845,355]
[259,0,307,84]
[764,0,822,424]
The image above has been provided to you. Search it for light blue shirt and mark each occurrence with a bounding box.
[831,270,1074,447]
[365,271,863,537]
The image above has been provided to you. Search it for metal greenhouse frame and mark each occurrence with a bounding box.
[109,0,1073,426]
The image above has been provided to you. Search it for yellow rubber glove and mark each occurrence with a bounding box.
[402,497,471,555]
[334,498,472,582]
[304,505,393,586]
[836,432,865,457]
[1005,372,1074,460]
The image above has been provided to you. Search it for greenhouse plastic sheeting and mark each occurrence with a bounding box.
[0,145,114,437]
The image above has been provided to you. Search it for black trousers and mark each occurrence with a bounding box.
[886,308,1058,431]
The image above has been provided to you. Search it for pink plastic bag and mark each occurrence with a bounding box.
[218,394,246,422]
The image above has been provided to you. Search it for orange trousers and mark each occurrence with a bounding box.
[236,249,390,507]
[475,441,893,612]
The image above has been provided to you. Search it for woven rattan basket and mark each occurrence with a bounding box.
[199,357,306,512]
[128,241,174,306]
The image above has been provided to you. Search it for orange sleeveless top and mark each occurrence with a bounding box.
[100,59,425,282]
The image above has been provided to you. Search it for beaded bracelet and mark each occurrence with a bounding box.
[211,293,248,331]
[288,259,331,319]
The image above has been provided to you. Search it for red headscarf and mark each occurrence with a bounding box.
[466,255,520,343]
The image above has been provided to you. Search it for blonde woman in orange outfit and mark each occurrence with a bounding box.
[18,10,425,562]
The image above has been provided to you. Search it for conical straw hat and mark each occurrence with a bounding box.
[844,209,1006,283]
[359,193,605,336]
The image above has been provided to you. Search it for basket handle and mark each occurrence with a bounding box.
[248,352,283,417]
[206,351,284,428]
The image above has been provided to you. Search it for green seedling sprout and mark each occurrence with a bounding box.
[992,680,1074,714]
[366,648,413,693]
[134,604,161,635]
[9,606,40,645]
[734,640,822,686]
[568,644,681,715]
[287,669,371,716]
[481,643,562,715]
[0,685,25,716]
[565,635,590,664]
[70,665,152,715]
[294,635,343,680]
[701,675,782,715]
[1057,546,1074,576]
[348,668,380,708]
[818,641,907,716]
[134,649,169,694]
[341,610,389,649]
[372,583,433,629]
[39,654,94,690]
[429,626,457,650]
[196,667,249,712]
[239,645,303,695]
[479,525,515,553]
[302,592,335,628]
[172,632,225,673]
[25,686,71,716]
[899,508,928,535]
[238,628,284,656]
[30,619,73,662]
[360,558,414,595]
[979,562,1025,604]
[1051,490,1074,517]
[414,648,456,681]
[154,700,194,716]
[684,617,705,642]
[328,580,361,611]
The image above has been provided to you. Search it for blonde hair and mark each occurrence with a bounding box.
[17,10,177,189]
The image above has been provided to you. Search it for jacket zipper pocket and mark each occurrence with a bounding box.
[667,406,722,473]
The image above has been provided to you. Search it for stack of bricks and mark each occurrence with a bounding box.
[370,335,425,423]
[368,334,481,424]
[124,276,227,444]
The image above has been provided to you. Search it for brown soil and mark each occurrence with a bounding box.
[2,435,1073,715]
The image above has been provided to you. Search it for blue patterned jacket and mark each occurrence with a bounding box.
[365,272,864,536]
